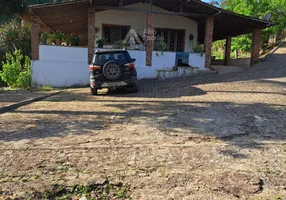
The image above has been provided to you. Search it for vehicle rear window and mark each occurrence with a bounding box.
[93,52,132,65]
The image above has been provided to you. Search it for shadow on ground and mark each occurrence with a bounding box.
[45,53,285,100]
[0,46,285,156]
[1,99,285,154]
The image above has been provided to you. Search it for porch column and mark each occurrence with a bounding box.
[146,13,154,66]
[31,24,40,60]
[251,28,262,65]
[204,16,214,68]
[224,36,232,65]
[88,7,96,63]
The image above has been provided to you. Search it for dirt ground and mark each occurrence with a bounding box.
[0,44,285,199]
[0,90,53,108]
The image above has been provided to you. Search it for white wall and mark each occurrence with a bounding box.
[152,51,176,69]
[32,60,89,87]
[128,50,204,79]
[32,46,205,87]
[189,53,206,70]
[132,51,177,79]
[95,3,198,52]
[39,45,88,62]
[32,45,89,87]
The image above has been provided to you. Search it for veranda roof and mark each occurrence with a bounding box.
[20,0,272,43]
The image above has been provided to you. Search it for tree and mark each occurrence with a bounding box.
[0,20,31,86]
[218,0,286,54]
[270,0,286,36]
[0,20,31,56]
[0,0,63,24]
[0,0,27,24]
[208,0,220,6]
[0,0,27,14]
[0,0,62,14]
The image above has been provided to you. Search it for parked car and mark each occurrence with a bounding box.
[89,50,138,95]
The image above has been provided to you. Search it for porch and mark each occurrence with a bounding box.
[20,0,271,87]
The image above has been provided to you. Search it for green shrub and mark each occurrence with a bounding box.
[154,41,168,51]
[96,37,108,48]
[113,40,128,49]
[0,50,31,89]
[0,51,22,86]
[193,44,204,56]
[193,44,203,53]
[70,33,81,46]
[37,85,53,91]
[17,71,31,89]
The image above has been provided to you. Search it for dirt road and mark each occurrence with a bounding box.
[0,44,285,199]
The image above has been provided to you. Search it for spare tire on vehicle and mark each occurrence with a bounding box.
[103,61,122,81]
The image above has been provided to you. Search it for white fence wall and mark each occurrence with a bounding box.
[32,45,205,87]
[40,45,88,62]
[189,53,205,70]
[128,50,204,79]
[32,45,89,87]
[128,51,177,79]
[32,60,90,87]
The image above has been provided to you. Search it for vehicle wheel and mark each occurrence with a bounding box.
[131,84,138,93]
[103,61,122,81]
[90,88,97,95]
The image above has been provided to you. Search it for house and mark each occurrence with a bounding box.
[20,0,271,87]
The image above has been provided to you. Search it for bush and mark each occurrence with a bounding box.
[0,50,31,89]
[0,20,31,87]
[113,40,128,49]
[154,41,168,51]
[193,44,203,53]
[193,44,204,56]
[17,70,31,89]
[0,48,5,87]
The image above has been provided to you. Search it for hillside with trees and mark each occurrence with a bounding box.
[0,0,63,24]
[0,0,62,87]
[211,0,286,59]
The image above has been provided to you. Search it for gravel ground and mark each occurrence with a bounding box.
[0,44,285,199]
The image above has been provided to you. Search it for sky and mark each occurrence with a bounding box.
[203,0,221,3]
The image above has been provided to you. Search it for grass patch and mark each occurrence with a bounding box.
[27,180,132,200]
[257,167,281,174]
[0,87,20,91]
[37,85,54,91]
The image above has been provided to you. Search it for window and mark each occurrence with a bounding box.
[93,52,132,65]
[155,28,185,52]
[103,25,130,44]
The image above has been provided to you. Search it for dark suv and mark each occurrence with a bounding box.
[89,50,138,95]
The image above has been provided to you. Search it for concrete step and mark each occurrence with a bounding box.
[157,67,200,80]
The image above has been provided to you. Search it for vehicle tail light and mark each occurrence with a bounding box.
[125,63,135,68]
[90,65,101,71]
[90,81,96,87]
